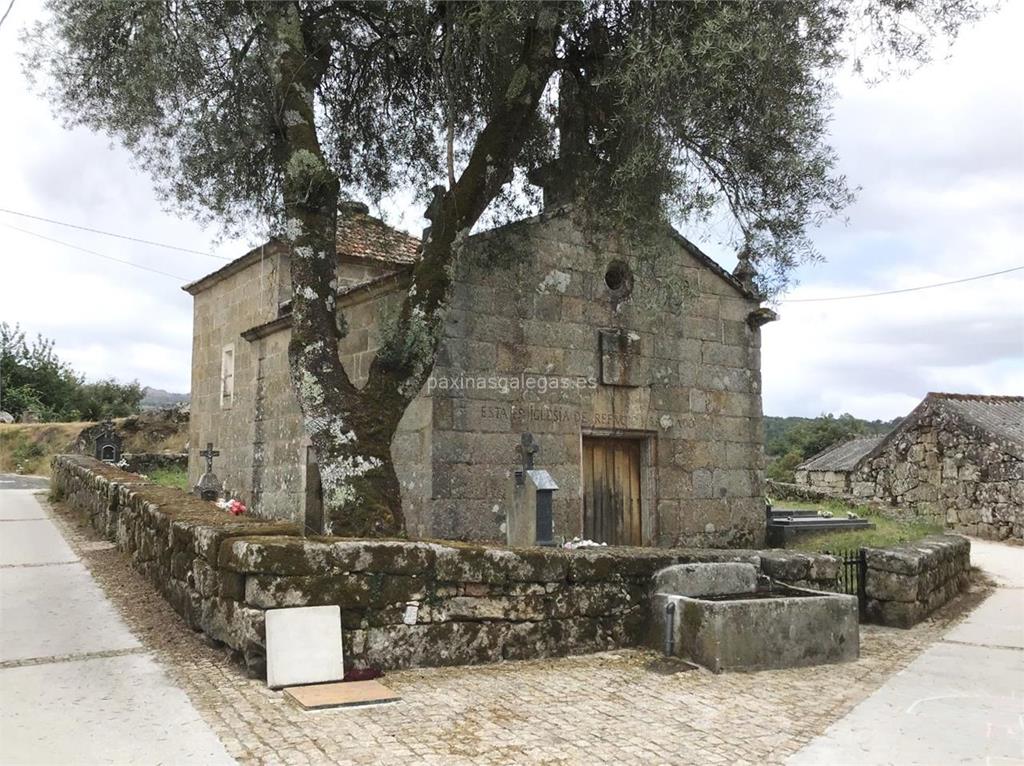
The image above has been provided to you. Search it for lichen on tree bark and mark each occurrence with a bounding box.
[269,2,563,538]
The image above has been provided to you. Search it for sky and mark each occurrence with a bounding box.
[1,2,1021,420]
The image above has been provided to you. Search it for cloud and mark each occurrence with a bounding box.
[760,2,1024,419]
[1,2,1020,418]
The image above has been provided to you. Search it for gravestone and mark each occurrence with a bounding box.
[506,433,559,547]
[193,442,222,501]
[93,422,123,463]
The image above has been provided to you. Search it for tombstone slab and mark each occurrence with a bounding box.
[265,605,344,689]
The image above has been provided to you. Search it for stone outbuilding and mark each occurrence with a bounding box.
[794,436,884,493]
[184,202,777,548]
[829,393,1023,540]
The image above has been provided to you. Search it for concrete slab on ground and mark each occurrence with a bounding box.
[789,640,1024,765]
[0,475,50,492]
[0,487,48,519]
[944,588,1024,651]
[969,538,1024,588]
[0,488,234,765]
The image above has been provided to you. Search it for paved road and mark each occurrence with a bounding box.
[790,538,1024,766]
[0,474,49,491]
[0,480,234,765]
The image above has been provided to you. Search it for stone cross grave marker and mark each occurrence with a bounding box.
[507,433,558,547]
[193,442,223,501]
[200,442,220,473]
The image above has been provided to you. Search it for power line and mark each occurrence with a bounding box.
[779,265,1024,303]
[0,207,231,261]
[0,0,14,31]
[4,224,188,282]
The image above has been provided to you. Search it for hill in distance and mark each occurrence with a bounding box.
[141,387,190,410]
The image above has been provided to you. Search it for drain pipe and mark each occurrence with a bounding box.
[663,601,676,657]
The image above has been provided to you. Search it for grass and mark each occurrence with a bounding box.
[0,413,188,477]
[147,465,189,491]
[0,422,94,476]
[777,499,944,551]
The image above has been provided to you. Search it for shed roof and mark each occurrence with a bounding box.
[797,436,885,472]
[335,206,420,264]
[928,393,1024,447]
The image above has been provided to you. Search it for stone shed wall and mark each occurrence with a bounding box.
[851,406,1024,540]
[52,456,844,677]
[795,469,851,493]
[862,536,971,628]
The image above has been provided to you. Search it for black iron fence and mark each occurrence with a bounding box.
[823,547,867,618]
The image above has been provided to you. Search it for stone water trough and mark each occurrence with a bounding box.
[649,563,859,673]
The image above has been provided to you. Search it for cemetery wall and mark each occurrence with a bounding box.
[863,536,971,628]
[52,455,843,675]
[122,452,188,475]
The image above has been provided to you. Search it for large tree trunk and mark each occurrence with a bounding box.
[269,2,562,538]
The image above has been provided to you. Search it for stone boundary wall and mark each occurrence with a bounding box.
[122,452,188,475]
[53,455,848,675]
[767,479,883,511]
[863,536,970,628]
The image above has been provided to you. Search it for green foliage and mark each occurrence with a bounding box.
[11,439,46,462]
[23,0,988,293]
[73,380,145,421]
[764,413,900,481]
[148,466,189,491]
[766,449,806,482]
[1,322,143,422]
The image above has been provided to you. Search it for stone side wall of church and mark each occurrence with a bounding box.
[52,456,843,677]
[850,405,1024,540]
[189,245,288,507]
[426,213,767,547]
[190,255,431,527]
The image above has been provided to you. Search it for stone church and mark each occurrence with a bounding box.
[185,197,776,548]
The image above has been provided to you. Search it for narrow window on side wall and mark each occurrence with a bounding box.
[221,344,235,408]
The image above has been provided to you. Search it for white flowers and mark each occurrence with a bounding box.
[563,537,607,549]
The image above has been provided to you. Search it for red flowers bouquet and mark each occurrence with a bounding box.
[216,498,247,516]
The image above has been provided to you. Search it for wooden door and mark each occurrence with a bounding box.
[582,437,642,546]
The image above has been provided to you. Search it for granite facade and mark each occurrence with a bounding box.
[186,211,771,547]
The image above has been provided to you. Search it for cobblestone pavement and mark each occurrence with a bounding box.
[47,496,989,766]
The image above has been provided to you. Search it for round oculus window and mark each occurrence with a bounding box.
[604,260,633,298]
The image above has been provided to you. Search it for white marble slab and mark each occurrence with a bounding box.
[265,605,344,689]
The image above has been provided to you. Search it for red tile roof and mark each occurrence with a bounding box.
[336,206,420,265]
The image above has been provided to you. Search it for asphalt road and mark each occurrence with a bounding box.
[0,474,50,491]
